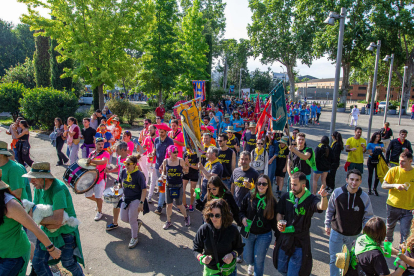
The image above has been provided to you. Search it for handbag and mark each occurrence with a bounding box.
[21,141,30,155]
[205,227,237,276]
[240,199,264,239]
[73,138,81,145]
[168,186,181,199]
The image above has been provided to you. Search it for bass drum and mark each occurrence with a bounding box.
[63,162,99,194]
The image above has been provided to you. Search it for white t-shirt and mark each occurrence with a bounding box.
[351,107,360,117]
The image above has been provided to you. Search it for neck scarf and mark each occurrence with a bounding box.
[331,140,336,148]
[126,167,139,182]
[256,193,266,210]
[287,188,311,215]
[205,158,221,171]
[254,147,264,161]
[228,135,235,142]
[351,234,385,269]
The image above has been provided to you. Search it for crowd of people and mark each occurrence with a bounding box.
[1,95,414,276]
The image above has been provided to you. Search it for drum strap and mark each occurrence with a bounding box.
[68,166,83,185]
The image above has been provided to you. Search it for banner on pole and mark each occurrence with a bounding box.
[192,80,206,101]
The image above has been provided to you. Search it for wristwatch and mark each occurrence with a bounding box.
[46,243,54,250]
[140,201,144,204]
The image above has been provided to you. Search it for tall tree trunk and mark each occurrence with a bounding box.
[98,84,104,109]
[93,86,99,110]
[205,34,213,99]
[340,62,351,108]
[402,64,413,114]
[158,87,162,104]
[365,75,373,102]
[286,65,295,102]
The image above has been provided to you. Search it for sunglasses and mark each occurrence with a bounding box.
[172,151,178,154]
[257,143,264,145]
[217,140,224,143]
[257,182,268,186]
[144,123,149,125]
[207,187,217,191]
[156,118,161,120]
[123,162,134,166]
[208,213,221,219]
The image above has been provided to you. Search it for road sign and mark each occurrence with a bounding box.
[326,92,329,95]
[230,85,235,93]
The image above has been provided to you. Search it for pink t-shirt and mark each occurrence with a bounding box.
[168,130,185,158]
[143,136,156,164]
[89,151,110,183]
[127,141,134,155]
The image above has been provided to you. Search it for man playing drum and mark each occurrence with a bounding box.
[86,137,110,221]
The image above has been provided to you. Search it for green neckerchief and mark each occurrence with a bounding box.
[351,234,384,269]
[287,188,311,216]
[256,193,266,210]
[210,189,226,200]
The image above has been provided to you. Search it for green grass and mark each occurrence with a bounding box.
[0,116,14,127]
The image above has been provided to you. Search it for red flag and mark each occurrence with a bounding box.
[255,99,271,139]
[254,95,260,114]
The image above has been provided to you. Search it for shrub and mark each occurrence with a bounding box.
[124,104,142,125]
[165,95,187,111]
[337,103,345,108]
[141,106,155,114]
[145,111,156,123]
[0,82,25,120]
[208,88,227,102]
[147,98,158,108]
[1,58,36,89]
[20,87,78,130]
[388,105,397,110]
[105,99,130,120]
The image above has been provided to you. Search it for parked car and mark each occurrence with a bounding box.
[79,93,93,105]
[378,101,389,110]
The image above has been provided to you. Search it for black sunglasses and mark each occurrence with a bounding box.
[257,182,268,186]
[257,143,264,145]
[217,140,224,142]
[208,213,221,219]
[208,187,217,191]
[172,151,178,154]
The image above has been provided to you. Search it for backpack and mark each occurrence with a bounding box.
[303,147,317,171]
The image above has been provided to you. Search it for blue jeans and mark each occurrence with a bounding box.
[329,229,357,276]
[156,170,166,208]
[268,160,277,187]
[222,179,231,190]
[386,204,413,244]
[243,231,272,276]
[299,115,305,126]
[0,256,25,276]
[13,147,19,163]
[32,234,84,276]
[277,247,302,276]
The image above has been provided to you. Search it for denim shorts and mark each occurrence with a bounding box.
[314,170,330,174]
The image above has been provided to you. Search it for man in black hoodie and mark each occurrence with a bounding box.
[324,169,374,276]
[386,129,412,167]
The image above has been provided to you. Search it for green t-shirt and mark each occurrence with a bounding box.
[15,162,32,201]
[0,160,28,200]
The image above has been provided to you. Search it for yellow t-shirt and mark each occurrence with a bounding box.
[345,137,367,164]
[385,166,414,210]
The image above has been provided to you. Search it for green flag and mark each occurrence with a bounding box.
[270,82,287,131]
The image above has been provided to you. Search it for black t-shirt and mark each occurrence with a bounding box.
[227,136,239,150]
[82,127,97,144]
[183,151,199,179]
[243,132,257,153]
[276,145,289,171]
[230,167,259,207]
[357,249,390,276]
[290,147,313,175]
[120,169,146,201]
[202,162,223,188]
[218,148,234,178]
[277,192,322,238]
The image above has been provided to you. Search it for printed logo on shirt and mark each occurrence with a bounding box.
[234,177,254,188]
[167,168,181,177]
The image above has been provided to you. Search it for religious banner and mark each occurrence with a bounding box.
[179,100,203,156]
[192,80,206,101]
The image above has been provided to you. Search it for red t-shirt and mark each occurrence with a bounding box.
[155,107,166,119]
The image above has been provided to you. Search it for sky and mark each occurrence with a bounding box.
[2,0,338,79]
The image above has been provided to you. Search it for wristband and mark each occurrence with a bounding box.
[47,246,55,252]
[399,265,406,271]
[46,243,54,250]
[397,252,402,258]
[140,201,144,204]
[199,255,206,265]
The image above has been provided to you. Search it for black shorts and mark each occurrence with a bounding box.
[183,174,198,182]
[275,168,286,178]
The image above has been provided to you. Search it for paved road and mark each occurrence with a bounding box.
[0,110,410,275]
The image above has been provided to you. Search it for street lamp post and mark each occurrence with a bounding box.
[366,40,381,141]
[324,7,347,141]
[383,54,394,124]
[399,66,408,125]
[238,68,245,99]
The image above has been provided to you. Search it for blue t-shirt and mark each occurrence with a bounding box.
[232,118,244,132]
[305,109,310,116]
[300,108,306,116]
[220,121,233,133]
[317,106,322,113]
[95,131,113,149]
[288,110,292,117]
[310,105,317,113]
[154,136,174,169]
[367,143,384,157]
[225,100,231,108]
[215,111,223,123]
[293,108,299,116]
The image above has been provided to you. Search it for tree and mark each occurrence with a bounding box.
[248,0,315,101]
[20,0,155,109]
[1,57,36,89]
[0,82,26,121]
[250,68,272,94]
[176,0,209,97]
[14,24,36,65]
[50,37,73,91]
[33,32,50,87]
[138,0,182,103]
[181,0,227,98]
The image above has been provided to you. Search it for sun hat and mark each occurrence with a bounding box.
[280,136,289,145]
[0,141,12,156]
[201,125,216,133]
[154,124,171,132]
[22,162,55,179]
[335,245,350,276]
[225,126,237,133]
[248,122,256,128]
[0,169,10,190]
[224,115,231,119]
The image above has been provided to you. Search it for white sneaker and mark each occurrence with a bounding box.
[128,237,139,249]
[94,212,103,221]
[248,265,254,276]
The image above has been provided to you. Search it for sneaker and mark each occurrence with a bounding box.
[184,216,191,227]
[128,237,139,249]
[154,207,162,215]
[106,223,118,231]
[236,256,243,263]
[248,265,254,276]
[64,161,70,166]
[154,188,159,194]
[147,197,153,204]
[163,221,172,230]
[56,162,63,166]
[94,212,103,221]
[137,219,143,232]
[189,205,194,212]
[184,204,189,210]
